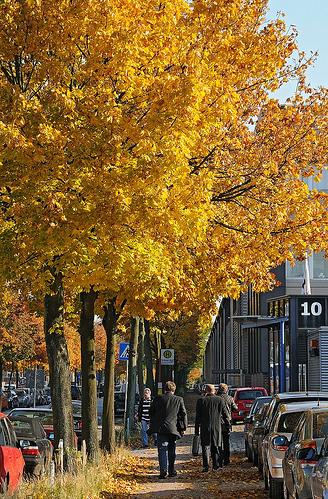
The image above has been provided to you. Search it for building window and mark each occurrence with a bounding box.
[313,252,328,279]
[286,252,328,280]
[286,259,305,279]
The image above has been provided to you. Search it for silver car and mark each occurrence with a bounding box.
[262,401,319,499]
[311,434,328,499]
[283,406,328,499]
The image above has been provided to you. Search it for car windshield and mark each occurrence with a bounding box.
[238,390,265,401]
[250,397,271,415]
[10,419,42,439]
[277,411,303,432]
[15,390,26,396]
[313,412,328,438]
[11,411,53,426]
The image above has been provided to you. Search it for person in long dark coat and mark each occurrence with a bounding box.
[195,384,230,472]
[217,383,238,465]
[148,381,187,479]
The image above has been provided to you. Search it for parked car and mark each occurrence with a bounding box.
[71,384,82,401]
[15,389,32,408]
[255,392,328,476]
[244,396,272,460]
[43,386,51,405]
[7,407,80,448]
[5,390,19,409]
[0,390,9,411]
[0,412,25,494]
[232,387,268,423]
[311,433,328,499]
[114,391,125,415]
[262,401,323,498]
[282,406,328,499]
[9,415,52,477]
[251,402,271,465]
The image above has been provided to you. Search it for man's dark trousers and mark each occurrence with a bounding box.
[201,431,223,470]
[222,428,230,465]
[157,433,177,475]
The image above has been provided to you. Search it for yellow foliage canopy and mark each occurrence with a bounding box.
[0,0,327,319]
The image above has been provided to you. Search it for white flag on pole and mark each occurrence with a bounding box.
[302,251,311,295]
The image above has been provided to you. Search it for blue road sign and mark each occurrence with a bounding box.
[119,342,129,361]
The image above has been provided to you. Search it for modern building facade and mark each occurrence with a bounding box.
[203,252,328,394]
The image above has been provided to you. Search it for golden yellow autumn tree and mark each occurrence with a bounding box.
[0,0,328,460]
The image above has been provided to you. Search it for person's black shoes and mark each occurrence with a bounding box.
[202,467,209,473]
[168,470,177,477]
[159,472,167,479]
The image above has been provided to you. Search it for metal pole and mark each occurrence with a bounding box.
[33,366,37,407]
[124,361,128,439]
[279,321,285,393]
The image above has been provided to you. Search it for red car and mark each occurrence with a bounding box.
[232,387,268,423]
[0,413,25,493]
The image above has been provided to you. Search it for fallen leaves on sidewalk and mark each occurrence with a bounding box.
[132,452,267,498]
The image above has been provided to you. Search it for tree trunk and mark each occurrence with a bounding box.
[137,318,145,397]
[44,269,75,470]
[101,299,117,453]
[125,317,139,439]
[144,320,154,393]
[175,366,188,396]
[79,289,99,462]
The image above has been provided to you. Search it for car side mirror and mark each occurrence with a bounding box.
[272,435,289,451]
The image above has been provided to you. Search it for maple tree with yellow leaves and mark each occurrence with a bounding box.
[0,0,328,464]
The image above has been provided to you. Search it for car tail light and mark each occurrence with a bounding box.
[272,443,288,451]
[22,446,40,456]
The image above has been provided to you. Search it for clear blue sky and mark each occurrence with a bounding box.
[267,0,328,100]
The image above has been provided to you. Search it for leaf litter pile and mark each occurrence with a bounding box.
[128,452,267,499]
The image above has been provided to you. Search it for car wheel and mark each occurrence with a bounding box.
[264,467,269,490]
[292,481,299,499]
[269,474,283,499]
[245,441,251,460]
[0,475,8,494]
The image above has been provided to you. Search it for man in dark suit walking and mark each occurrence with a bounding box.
[149,381,187,479]
[195,384,230,472]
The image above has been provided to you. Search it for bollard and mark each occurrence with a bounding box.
[49,460,55,487]
[82,440,87,469]
[58,439,64,475]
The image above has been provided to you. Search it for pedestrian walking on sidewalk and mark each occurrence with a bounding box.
[148,381,188,479]
[217,383,238,465]
[138,387,156,448]
[195,384,230,472]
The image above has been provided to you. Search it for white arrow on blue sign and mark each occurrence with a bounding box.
[119,342,129,361]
